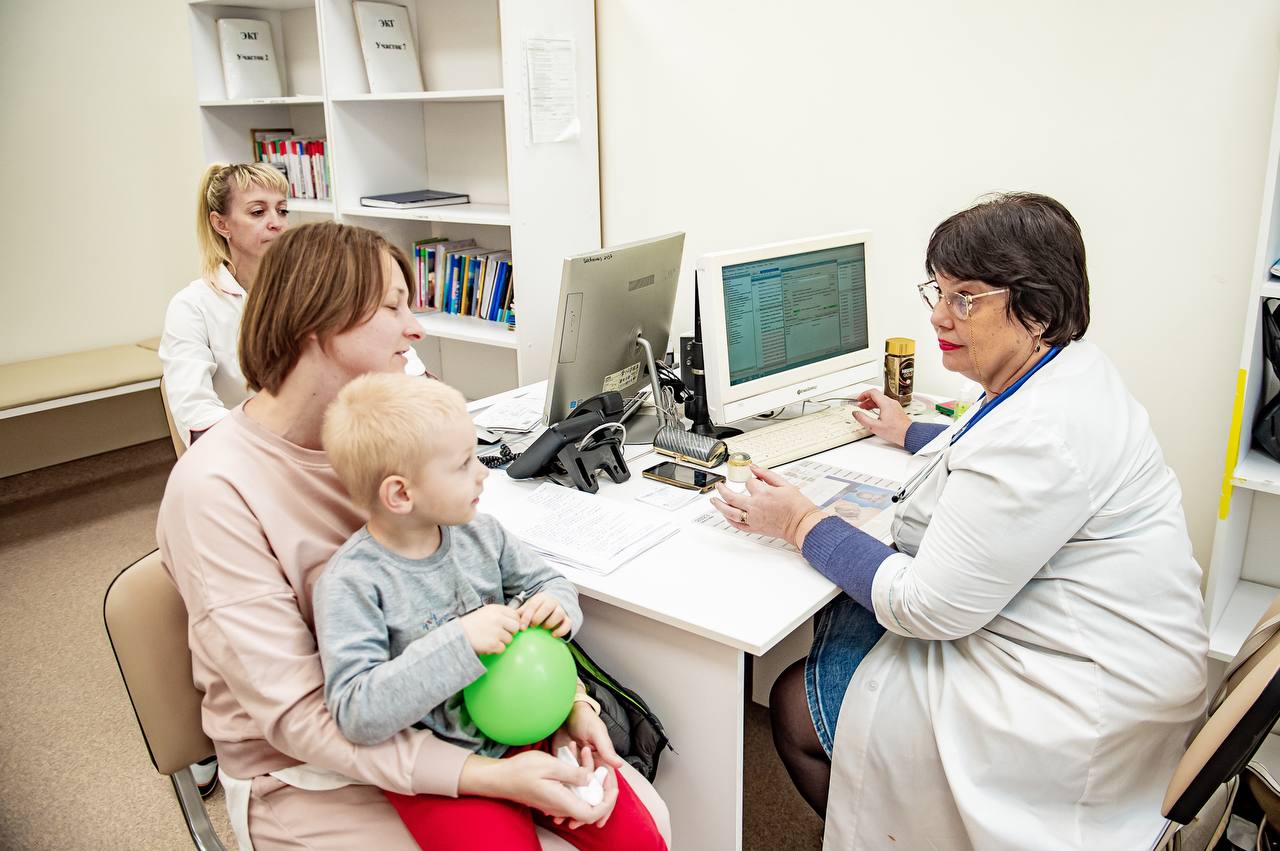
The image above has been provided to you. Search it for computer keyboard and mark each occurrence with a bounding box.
[724,405,873,469]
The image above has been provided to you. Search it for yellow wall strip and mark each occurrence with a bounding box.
[1219,368,1248,520]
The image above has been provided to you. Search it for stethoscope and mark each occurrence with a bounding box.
[891,346,1063,504]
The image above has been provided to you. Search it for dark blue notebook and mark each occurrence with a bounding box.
[359,189,469,208]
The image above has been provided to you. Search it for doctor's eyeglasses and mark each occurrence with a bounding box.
[917,280,1009,320]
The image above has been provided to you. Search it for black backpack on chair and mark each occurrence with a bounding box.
[1257,299,1280,463]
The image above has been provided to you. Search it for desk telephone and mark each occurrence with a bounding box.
[506,392,631,493]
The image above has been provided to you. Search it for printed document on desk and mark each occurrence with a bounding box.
[693,459,900,548]
[504,483,679,575]
[473,396,543,433]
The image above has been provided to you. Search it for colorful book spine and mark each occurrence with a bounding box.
[487,262,504,321]
[467,257,482,315]
[459,257,472,315]
[448,255,463,314]
[254,136,330,201]
[401,242,512,323]
[499,264,514,325]
[409,237,448,311]
[426,245,439,307]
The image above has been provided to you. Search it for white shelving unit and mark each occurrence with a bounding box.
[284,197,334,215]
[340,202,512,227]
[1204,68,1280,662]
[330,88,504,103]
[188,1,327,165]
[199,95,325,106]
[184,0,601,398]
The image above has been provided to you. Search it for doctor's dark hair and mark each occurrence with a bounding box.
[925,192,1090,346]
[239,221,413,394]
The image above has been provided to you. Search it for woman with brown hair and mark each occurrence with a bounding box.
[159,164,426,447]
[157,221,667,849]
[713,193,1207,849]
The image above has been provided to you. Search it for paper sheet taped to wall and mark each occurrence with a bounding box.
[525,38,580,144]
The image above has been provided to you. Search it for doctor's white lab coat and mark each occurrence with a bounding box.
[160,266,253,444]
[823,341,1208,850]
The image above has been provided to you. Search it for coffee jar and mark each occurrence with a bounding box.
[884,337,915,405]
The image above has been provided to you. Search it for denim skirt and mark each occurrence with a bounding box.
[804,595,886,756]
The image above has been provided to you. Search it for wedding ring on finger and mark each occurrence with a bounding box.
[740,510,749,524]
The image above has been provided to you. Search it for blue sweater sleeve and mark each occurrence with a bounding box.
[904,421,948,454]
[801,516,896,610]
[800,423,945,606]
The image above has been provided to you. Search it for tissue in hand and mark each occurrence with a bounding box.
[556,745,608,807]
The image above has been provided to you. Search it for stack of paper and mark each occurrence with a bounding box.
[473,396,543,433]
[506,484,679,576]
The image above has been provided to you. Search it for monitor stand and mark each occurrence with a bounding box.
[624,334,672,445]
[683,279,742,439]
[623,411,663,445]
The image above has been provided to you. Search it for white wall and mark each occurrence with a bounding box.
[597,1,1280,566]
[0,0,202,364]
[2,1,1276,564]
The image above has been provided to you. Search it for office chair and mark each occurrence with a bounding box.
[159,379,186,459]
[104,550,224,851]
[1153,597,1280,850]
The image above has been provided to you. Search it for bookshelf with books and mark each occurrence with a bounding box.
[188,0,333,215]
[189,1,323,103]
[410,237,513,322]
[255,134,332,202]
[1203,66,1280,663]
[185,0,599,397]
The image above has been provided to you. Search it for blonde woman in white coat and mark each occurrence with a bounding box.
[160,163,292,445]
[161,164,428,445]
[710,193,1208,849]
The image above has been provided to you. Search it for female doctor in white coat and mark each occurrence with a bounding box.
[161,163,428,445]
[160,163,293,445]
[711,193,1208,849]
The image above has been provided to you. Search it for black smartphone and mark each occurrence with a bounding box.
[642,461,725,493]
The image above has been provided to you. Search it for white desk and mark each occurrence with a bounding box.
[469,383,922,851]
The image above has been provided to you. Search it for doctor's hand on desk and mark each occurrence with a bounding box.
[851,388,910,448]
[711,467,829,549]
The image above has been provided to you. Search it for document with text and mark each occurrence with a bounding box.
[505,483,679,575]
[693,459,901,549]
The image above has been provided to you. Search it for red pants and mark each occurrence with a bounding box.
[384,744,667,851]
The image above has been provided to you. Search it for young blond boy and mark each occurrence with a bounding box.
[314,373,667,851]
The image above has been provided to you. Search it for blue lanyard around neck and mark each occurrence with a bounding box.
[890,345,1062,504]
[949,345,1063,446]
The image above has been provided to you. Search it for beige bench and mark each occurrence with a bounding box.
[0,338,162,420]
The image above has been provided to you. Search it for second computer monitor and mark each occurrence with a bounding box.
[696,231,878,425]
[543,231,686,427]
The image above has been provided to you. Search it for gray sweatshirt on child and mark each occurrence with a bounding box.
[313,513,581,755]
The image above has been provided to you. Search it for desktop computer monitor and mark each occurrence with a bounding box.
[543,232,686,439]
[695,231,878,426]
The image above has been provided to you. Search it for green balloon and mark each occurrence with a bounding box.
[463,626,577,746]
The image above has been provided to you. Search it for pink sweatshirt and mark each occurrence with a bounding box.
[156,406,471,794]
